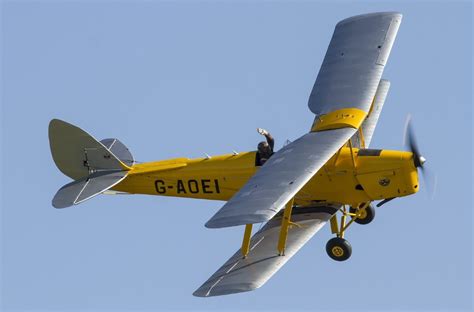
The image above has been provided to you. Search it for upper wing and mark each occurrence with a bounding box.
[194,205,338,297]
[206,12,402,229]
[205,128,354,228]
[351,79,391,148]
[308,12,401,116]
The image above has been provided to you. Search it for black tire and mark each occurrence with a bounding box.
[326,237,352,261]
[350,204,375,225]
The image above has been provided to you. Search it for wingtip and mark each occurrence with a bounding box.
[193,282,259,298]
[204,220,233,229]
[337,12,402,27]
[192,290,209,298]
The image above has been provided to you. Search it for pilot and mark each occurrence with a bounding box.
[256,128,274,166]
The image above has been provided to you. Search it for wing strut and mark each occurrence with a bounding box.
[241,224,253,258]
[277,198,295,256]
[241,197,297,258]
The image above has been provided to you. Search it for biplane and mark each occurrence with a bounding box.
[49,12,427,297]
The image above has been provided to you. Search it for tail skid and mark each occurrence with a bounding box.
[49,119,133,208]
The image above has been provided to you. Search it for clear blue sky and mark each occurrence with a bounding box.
[1,1,472,311]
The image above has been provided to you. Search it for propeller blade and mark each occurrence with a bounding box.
[422,166,438,200]
[404,115,424,168]
[403,114,436,199]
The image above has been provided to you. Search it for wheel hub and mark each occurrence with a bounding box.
[331,246,344,257]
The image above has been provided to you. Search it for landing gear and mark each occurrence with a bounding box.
[326,237,352,261]
[349,204,375,225]
[326,202,372,261]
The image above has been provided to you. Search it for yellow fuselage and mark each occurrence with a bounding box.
[113,147,419,208]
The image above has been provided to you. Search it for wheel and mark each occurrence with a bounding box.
[326,237,352,261]
[350,204,375,225]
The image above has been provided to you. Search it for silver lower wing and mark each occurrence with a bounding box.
[194,205,339,297]
[205,128,355,228]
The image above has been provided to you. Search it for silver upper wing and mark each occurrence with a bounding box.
[308,12,401,116]
[205,128,355,228]
[351,79,391,148]
[206,13,402,229]
[195,206,338,297]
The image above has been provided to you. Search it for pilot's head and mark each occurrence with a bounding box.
[258,141,271,156]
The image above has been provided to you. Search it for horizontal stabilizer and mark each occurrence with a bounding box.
[52,170,128,208]
[194,205,338,297]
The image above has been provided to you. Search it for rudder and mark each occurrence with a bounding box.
[49,119,133,208]
[49,119,131,180]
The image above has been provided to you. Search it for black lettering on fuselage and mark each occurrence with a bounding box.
[155,180,166,194]
[202,179,212,194]
[188,180,199,193]
[214,179,220,193]
[156,179,221,195]
[177,180,186,193]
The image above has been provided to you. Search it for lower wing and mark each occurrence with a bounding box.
[194,205,339,297]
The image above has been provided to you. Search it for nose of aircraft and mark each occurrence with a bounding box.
[418,155,427,166]
[405,118,426,169]
[407,163,420,194]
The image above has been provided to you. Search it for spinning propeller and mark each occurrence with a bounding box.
[403,115,436,198]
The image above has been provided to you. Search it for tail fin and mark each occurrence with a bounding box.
[49,119,133,208]
[100,138,134,167]
[49,119,132,180]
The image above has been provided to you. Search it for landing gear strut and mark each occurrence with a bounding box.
[325,202,372,261]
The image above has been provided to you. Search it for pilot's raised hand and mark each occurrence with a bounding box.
[257,128,268,136]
